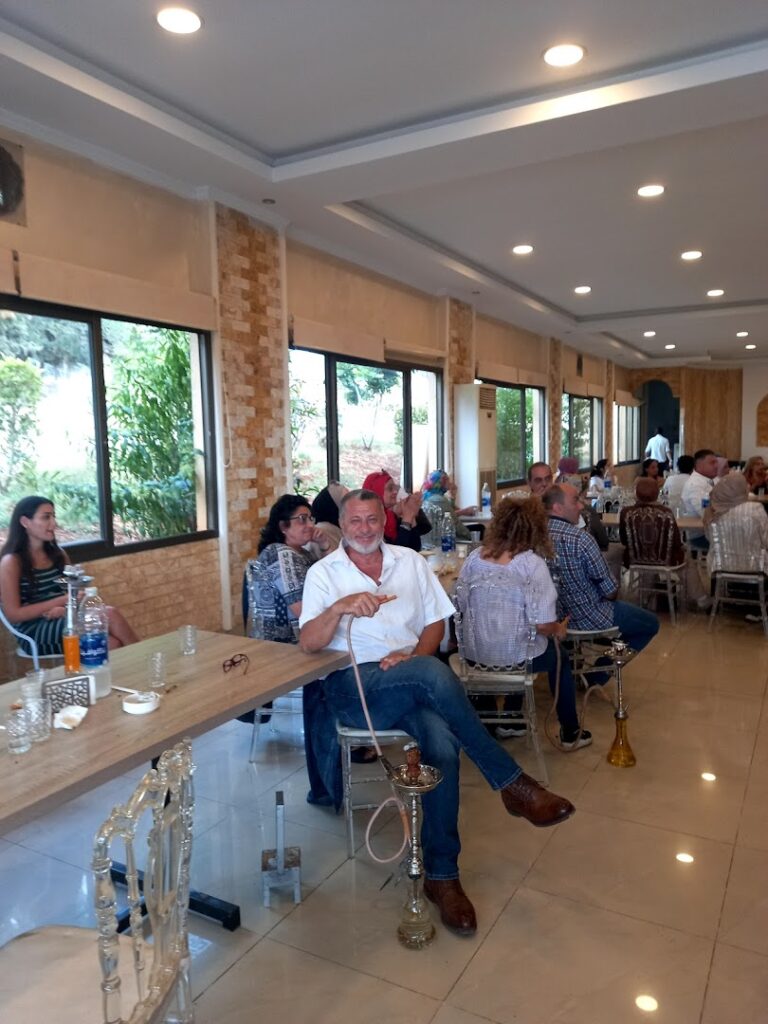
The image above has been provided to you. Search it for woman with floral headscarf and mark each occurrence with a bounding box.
[422,469,474,540]
[362,469,431,551]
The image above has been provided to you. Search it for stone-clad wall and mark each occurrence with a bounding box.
[215,205,289,624]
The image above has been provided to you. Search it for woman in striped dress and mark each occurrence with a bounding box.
[0,495,138,655]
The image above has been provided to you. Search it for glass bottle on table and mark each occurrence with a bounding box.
[62,586,80,675]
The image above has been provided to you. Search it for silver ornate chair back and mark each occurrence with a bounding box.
[0,740,195,1024]
[708,514,768,635]
[451,571,548,784]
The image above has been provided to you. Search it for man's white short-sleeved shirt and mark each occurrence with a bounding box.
[299,542,455,663]
[681,470,714,516]
[645,434,671,462]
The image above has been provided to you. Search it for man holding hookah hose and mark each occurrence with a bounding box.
[300,488,574,936]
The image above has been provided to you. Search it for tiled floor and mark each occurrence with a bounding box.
[2,611,768,1022]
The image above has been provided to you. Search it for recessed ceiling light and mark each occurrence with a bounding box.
[471,289,481,295]
[511,244,534,255]
[701,772,717,782]
[574,285,592,295]
[157,7,202,34]
[635,995,659,1013]
[543,44,585,67]
[746,344,757,350]
[707,289,724,297]
[676,852,695,864]
[681,250,702,261]
[665,344,676,350]
[737,331,749,338]
[643,331,656,338]
[261,198,276,205]
[637,184,665,198]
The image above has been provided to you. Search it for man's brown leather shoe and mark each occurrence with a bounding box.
[423,878,477,936]
[501,772,575,827]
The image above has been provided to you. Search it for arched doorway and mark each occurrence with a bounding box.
[638,379,680,462]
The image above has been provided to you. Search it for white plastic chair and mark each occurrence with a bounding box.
[0,602,62,671]
[708,514,768,636]
[336,724,411,858]
[0,740,195,1024]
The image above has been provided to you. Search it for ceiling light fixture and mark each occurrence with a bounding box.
[707,289,724,297]
[261,198,276,205]
[680,250,702,261]
[746,344,757,350]
[676,853,695,864]
[637,184,665,198]
[665,344,676,350]
[511,244,534,255]
[574,285,591,295]
[635,995,659,1013]
[543,44,585,67]
[157,7,202,34]
[701,772,716,782]
[643,331,656,338]
[737,331,749,338]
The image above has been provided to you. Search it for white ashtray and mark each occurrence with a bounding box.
[122,692,161,715]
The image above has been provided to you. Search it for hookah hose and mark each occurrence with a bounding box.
[542,636,599,751]
[344,614,412,865]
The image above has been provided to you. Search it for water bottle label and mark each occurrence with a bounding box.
[80,631,108,668]
[441,535,455,552]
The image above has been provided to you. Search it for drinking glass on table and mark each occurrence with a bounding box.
[4,706,31,755]
[148,652,167,692]
[178,625,197,656]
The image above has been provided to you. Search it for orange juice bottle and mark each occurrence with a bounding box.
[62,592,80,674]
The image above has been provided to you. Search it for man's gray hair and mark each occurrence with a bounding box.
[339,488,384,518]
[541,484,568,512]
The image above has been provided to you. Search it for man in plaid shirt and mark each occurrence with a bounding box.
[543,483,659,655]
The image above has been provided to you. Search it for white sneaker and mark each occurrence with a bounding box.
[560,728,593,751]
[495,721,528,739]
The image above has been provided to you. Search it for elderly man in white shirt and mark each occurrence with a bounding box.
[300,488,574,937]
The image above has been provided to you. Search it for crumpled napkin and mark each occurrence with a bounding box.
[53,705,88,730]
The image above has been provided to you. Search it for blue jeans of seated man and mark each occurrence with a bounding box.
[612,599,660,653]
[323,655,523,880]
[533,640,579,734]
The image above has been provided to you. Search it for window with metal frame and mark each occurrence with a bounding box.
[487,382,546,486]
[0,297,217,558]
[561,393,603,469]
[612,403,641,464]
[289,347,442,495]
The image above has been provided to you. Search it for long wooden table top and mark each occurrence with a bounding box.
[0,631,348,834]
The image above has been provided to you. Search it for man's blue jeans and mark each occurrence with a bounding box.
[323,656,523,880]
[611,600,660,652]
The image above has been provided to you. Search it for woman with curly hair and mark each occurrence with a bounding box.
[454,497,590,749]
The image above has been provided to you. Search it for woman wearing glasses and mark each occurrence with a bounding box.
[245,494,331,643]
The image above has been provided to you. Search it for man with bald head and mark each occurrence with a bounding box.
[543,483,659,655]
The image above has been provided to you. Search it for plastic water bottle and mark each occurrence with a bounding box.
[481,482,492,519]
[441,514,456,553]
[604,475,612,490]
[78,586,111,698]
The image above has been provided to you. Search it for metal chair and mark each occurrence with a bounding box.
[621,504,687,625]
[565,626,621,691]
[0,602,62,671]
[708,514,768,636]
[0,739,195,1024]
[452,571,548,785]
[336,723,411,858]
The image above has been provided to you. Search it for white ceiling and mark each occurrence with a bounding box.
[0,1,767,365]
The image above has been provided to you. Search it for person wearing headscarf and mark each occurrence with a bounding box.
[421,469,473,540]
[362,469,431,551]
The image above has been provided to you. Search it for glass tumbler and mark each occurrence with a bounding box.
[4,706,31,755]
[25,697,52,743]
[148,652,167,692]
[178,625,197,656]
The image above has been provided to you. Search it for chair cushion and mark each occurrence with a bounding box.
[0,925,150,1024]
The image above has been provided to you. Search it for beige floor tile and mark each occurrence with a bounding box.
[634,680,762,736]
[736,770,768,852]
[580,752,747,842]
[449,887,711,1024]
[193,937,439,1024]
[186,919,261,999]
[718,845,768,955]
[432,1006,498,1024]
[525,810,732,937]
[270,856,508,1001]
[702,943,768,1024]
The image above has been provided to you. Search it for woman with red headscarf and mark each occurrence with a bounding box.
[362,469,431,551]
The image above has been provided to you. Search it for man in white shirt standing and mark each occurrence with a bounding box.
[645,426,673,473]
[681,449,719,549]
[300,489,574,936]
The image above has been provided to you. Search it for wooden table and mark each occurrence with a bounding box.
[0,630,348,835]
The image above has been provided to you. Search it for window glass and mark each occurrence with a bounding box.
[410,369,440,492]
[336,362,404,489]
[562,393,602,469]
[0,308,99,544]
[497,387,524,482]
[288,348,328,494]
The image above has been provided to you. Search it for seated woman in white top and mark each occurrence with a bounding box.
[704,473,768,576]
[454,497,591,750]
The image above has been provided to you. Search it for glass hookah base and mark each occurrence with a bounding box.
[607,717,636,767]
[397,891,436,949]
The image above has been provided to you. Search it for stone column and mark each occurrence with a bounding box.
[547,338,563,468]
[444,297,475,474]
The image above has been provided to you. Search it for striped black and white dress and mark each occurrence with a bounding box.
[17,565,66,655]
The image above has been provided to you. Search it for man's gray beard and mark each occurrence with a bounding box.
[344,535,383,555]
